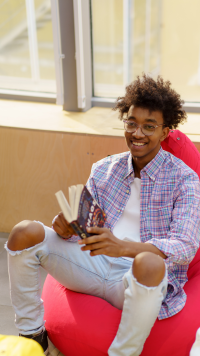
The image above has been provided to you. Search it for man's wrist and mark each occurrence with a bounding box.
[119,240,136,258]
[119,240,167,259]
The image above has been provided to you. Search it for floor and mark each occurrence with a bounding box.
[0,233,64,355]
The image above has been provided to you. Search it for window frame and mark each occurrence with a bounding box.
[0,0,200,114]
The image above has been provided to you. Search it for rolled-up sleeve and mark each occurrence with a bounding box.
[147,174,200,267]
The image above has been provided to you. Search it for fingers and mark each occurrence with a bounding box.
[90,248,106,257]
[78,234,105,245]
[80,238,111,256]
[53,223,64,236]
[78,227,109,245]
[52,212,65,233]
[53,222,71,239]
[81,240,105,252]
[78,233,110,255]
[82,241,118,257]
[78,228,122,258]
[52,212,76,238]
[54,224,71,239]
[87,226,108,235]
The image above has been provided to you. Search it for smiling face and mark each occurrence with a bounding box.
[124,106,169,174]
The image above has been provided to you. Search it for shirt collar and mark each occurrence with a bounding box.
[124,147,166,181]
[141,147,166,181]
[123,152,134,180]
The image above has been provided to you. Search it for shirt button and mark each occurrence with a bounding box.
[126,190,129,194]
[117,210,120,213]
[177,137,180,140]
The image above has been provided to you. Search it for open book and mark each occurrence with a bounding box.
[55,185,106,239]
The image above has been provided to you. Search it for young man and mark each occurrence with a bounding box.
[6,75,200,356]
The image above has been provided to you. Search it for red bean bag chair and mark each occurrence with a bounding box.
[161,129,200,179]
[42,247,200,356]
[42,131,200,355]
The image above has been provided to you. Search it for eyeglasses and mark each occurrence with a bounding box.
[123,120,165,136]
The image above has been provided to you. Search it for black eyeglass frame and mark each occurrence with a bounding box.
[123,120,165,136]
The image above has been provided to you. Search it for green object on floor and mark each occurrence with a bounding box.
[0,334,44,355]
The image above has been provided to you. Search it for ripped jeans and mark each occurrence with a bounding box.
[5,222,168,356]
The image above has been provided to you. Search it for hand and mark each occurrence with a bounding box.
[52,212,77,239]
[78,227,124,257]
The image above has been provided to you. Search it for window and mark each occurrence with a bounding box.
[0,0,56,93]
[91,0,200,103]
[1,0,200,110]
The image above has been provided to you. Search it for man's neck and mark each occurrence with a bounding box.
[132,159,142,178]
[132,146,161,178]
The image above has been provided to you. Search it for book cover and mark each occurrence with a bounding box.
[56,186,106,239]
[71,186,106,238]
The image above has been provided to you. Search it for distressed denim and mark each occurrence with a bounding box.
[6,222,168,356]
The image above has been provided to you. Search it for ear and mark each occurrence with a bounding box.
[160,126,170,142]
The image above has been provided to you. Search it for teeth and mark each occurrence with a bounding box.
[132,142,146,146]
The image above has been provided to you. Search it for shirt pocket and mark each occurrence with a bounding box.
[144,203,172,239]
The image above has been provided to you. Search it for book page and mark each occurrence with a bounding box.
[73,184,84,220]
[69,185,77,219]
[55,191,72,222]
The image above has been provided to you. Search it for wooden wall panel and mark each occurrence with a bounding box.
[0,128,91,232]
[89,135,127,165]
[193,142,200,153]
[0,127,127,232]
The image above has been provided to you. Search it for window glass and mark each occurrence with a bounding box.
[91,0,200,102]
[91,0,123,98]
[0,0,56,93]
[0,0,31,79]
[34,0,55,82]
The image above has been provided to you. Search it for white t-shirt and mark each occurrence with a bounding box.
[112,178,141,261]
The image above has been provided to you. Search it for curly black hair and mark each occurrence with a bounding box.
[113,74,187,129]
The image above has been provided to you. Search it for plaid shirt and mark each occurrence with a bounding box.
[84,147,200,320]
